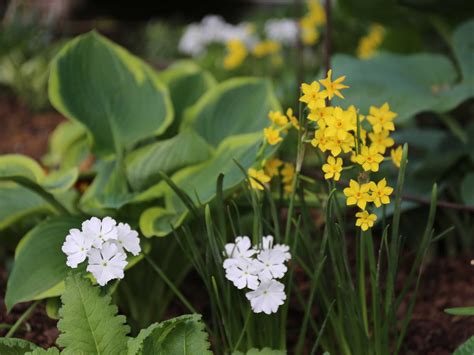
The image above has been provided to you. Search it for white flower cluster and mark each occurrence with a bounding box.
[179,15,256,57]
[264,18,299,45]
[223,235,291,314]
[61,217,141,286]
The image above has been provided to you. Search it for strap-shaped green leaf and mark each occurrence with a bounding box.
[49,31,173,157]
[0,338,38,354]
[127,314,211,355]
[58,273,130,355]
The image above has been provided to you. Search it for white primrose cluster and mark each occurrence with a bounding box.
[223,235,291,315]
[61,217,141,286]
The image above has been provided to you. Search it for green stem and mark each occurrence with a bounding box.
[144,254,198,314]
[5,300,40,338]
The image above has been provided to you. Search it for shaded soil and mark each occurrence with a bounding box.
[0,95,64,160]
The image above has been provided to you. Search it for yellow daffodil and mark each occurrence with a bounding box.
[253,40,281,58]
[355,210,377,231]
[369,178,393,207]
[367,102,397,133]
[319,69,349,100]
[324,107,354,140]
[264,158,283,178]
[223,39,247,70]
[343,179,372,210]
[286,108,300,130]
[299,81,327,110]
[357,24,385,60]
[326,135,354,156]
[281,163,295,184]
[391,146,403,168]
[307,0,326,25]
[284,182,294,197]
[355,145,384,172]
[368,130,394,154]
[322,155,343,181]
[268,111,288,127]
[311,128,330,152]
[264,127,283,145]
[248,168,271,190]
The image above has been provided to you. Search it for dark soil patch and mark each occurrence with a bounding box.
[0,95,64,160]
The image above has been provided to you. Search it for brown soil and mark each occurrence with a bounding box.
[0,95,64,160]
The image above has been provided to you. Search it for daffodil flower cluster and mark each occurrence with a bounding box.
[356,24,385,60]
[300,0,326,45]
[247,159,296,198]
[301,70,402,231]
[61,217,141,286]
[223,235,291,314]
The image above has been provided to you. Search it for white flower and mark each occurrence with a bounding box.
[225,258,260,290]
[86,243,128,286]
[223,236,256,269]
[256,249,287,281]
[246,280,286,314]
[255,235,292,262]
[61,228,92,268]
[114,222,141,256]
[264,19,298,45]
[82,216,118,248]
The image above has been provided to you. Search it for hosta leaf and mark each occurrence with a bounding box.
[452,19,474,82]
[42,121,89,170]
[127,314,211,355]
[139,207,187,238]
[454,336,474,355]
[158,60,216,135]
[0,182,53,230]
[181,77,280,147]
[329,53,457,123]
[58,273,129,355]
[5,216,83,310]
[0,338,38,354]
[126,130,213,191]
[49,31,173,157]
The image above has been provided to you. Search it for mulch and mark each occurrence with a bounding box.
[0,94,473,353]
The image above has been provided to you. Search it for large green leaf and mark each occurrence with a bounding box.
[140,133,263,237]
[0,182,53,230]
[329,53,457,123]
[454,336,474,355]
[5,216,83,310]
[58,273,129,355]
[49,31,173,157]
[127,314,211,355]
[0,154,78,194]
[452,19,474,82]
[26,348,60,355]
[42,121,89,170]
[181,77,280,147]
[125,130,213,191]
[158,60,216,135]
[0,338,38,354]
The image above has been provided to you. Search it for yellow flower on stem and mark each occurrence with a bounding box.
[355,145,384,172]
[268,111,288,127]
[326,135,354,156]
[264,158,283,178]
[264,127,283,145]
[391,146,403,168]
[343,179,372,210]
[319,69,349,99]
[355,210,377,231]
[325,107,353,140]
[311,128,330,152]
[299,81,327,110]
[367,102,397,133]
[248,168,271,191]
[369,178,393,207]
[284,183,294,197]
[286,108,300,130]
[223,39,247,70]
[281,163,295,184]
[368,130,394,154]
[322,155,343,181]
[307,106,333,128]
[253,40,281,58]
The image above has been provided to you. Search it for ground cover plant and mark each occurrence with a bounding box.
[0,0,473,354]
